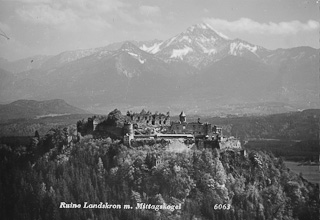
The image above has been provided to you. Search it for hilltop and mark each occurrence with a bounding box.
[0,128,318,220]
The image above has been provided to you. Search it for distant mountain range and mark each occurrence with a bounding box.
[0,99,89,120]
[0,23,319,115]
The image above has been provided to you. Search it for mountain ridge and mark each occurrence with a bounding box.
[0,22,318,115]
[1,23,318,73]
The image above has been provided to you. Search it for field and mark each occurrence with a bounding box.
[244,139,319,162]
[284,161,320,184]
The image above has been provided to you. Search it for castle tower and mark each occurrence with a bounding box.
[93,118,99,131]
[204,123,212,136]
[123,122,134,146]
[179,111,186,123]
[151,154,162,167]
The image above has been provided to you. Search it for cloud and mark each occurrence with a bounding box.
[64,0,128,15]
[14,0,126,32]
[0,35,33,60]
[15,0,127,25]
[0,22,11,40]
[0,22,10,32]
[139,5,161,16]
[12,0,52,3]
[204,17,319,35]
[14,0,163,30]
[117,11,141,25]
[16,4,78,25]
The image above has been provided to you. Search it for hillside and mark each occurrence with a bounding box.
[178,109,320,161]
[0,99,89,121]
[0,131,318,220]
[203,109,320,141]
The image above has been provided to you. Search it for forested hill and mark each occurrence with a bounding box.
[199,109,320,141]
[0,129,318,220]
[0,99,89,121]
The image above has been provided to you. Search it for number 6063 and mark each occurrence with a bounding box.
[214,204,231,210]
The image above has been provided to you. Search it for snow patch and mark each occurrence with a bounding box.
[196,23,229,39]
[179,36,191,43]
[170,46,193,60]
[138,57,145,64]
[203,48,217,55]
[199,23,209,29]
[128,52,146,64]
[128,52,138,57]
[229,42,258,56]
[214,30,229,39]
[199,35,210,43]
[166,37,177,47]
[197,42,217,55]
[198,34,218,43]
[195,23,211,30]
[140,42,163,54]
[188,23,210,32]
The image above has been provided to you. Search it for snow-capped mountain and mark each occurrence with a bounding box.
[227,39,267,60]
[97,39,164,54]
[137,39,164,54]
[153,23,231,68]
[0,22,315,74]
[0,22,318,114]
[105,41,167,78]
[132,23,270,69]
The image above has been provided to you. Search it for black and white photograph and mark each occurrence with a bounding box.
[0,0,319,219]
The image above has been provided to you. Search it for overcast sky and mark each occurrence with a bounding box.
[0,0,319,61]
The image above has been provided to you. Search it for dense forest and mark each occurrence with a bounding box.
[0,126,319,220]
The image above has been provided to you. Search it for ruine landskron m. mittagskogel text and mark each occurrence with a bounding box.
[59,202,181,211]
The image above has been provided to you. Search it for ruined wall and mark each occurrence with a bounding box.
[219,138,241,150]
[170,122,216,137]
[127,112,170,126]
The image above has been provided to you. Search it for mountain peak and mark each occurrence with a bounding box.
[120,41,138,51]
[185,22,229,40]
[188,22,212,31]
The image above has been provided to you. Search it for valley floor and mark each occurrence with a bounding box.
[284,161,320,184]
